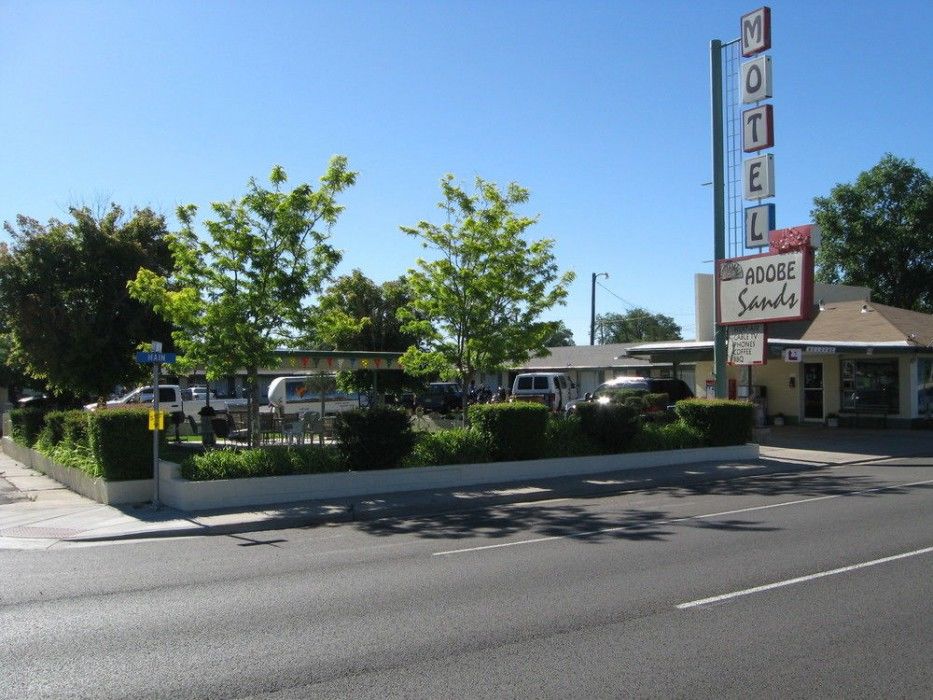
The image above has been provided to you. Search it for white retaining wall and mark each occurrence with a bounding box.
[3,435,759,512]
[159,444,759,512]
[1,437,152,505]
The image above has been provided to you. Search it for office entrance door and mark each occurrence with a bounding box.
[803,362,824,420]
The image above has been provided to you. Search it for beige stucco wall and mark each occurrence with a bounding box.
[696,352,922,422]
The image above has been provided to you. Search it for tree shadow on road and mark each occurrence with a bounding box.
[352,461,916,546]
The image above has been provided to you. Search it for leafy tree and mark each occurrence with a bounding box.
[0,206,173,402]
[399,174,575,418]
[311,270,421,394]
[544,320,575,347]
[596,308,682,344]
[812,154,933,312]
[129,159,356,445]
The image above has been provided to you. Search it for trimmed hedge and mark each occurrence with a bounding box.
[468,401,550,461]
[404,428,491,468]
[181,445,345,481]
[675,399,754,446]
[37,410,88,450]
[628,420,705,452]
[9,407,46,446]
[543,414,602,458]
[333,406,415,471]
[574,401,641,452]
[87,408,153,481]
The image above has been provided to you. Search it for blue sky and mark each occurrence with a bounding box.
[2,0,931,343]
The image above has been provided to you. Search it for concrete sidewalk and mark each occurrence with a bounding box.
[0,427,925,549]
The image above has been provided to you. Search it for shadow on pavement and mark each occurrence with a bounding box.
[351,465,912,545]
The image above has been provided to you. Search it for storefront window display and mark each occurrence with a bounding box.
[841,359,899,413]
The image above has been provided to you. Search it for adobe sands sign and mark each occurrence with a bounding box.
[717,248,813,325]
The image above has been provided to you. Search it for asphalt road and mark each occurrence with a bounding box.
[1,451,931,699]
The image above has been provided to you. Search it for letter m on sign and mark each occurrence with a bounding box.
[741,6,771,57]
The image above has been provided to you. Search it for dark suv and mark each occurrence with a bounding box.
[416,382,464,414]
[566,376,694,414]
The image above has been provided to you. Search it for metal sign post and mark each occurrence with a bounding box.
[152,359,161,509]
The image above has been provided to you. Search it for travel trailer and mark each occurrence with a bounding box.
[266,376,368,416]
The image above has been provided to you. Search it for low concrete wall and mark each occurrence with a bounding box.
[159,443,759,512]
[1,437,152,505]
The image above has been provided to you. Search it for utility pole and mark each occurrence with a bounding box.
[590,272,609,345]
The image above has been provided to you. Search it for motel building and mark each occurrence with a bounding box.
[508,275,933,429]
[623,275,933,429]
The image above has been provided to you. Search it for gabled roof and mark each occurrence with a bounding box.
[627,300,933,362]
[769,300,933,347]
[516,343,657,371]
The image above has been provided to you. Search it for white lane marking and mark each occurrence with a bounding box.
[677,546,933,609]
[432,478,933,556]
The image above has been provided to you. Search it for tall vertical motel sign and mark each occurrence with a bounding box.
[741,7,775,249]
[719,8,816,350]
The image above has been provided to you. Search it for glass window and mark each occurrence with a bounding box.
[918,359,933,416]
[533,377,548,390]
[841,360,898,413]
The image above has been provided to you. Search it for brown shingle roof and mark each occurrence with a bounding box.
[770,300,933,346]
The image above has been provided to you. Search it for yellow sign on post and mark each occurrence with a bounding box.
[148,409,166,431]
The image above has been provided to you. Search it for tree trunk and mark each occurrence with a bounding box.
[248,366,260,448]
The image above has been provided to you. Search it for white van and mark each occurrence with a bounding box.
[266,376,368,417]
[510,372,578,411]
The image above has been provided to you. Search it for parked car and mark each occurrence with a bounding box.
[565,376,694,414]
[85,385,228,422]
[416,382,464,414]
[510,372,578,411]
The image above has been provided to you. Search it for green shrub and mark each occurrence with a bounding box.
[9,407,46,446]
[468,401,550,461]
[62,410,89,447]
[542,414,603,458]
[574,401,641,452]
[180,445,345,481]
[403,428,491,467]
[36,410,68,449]
[675,399,754,446]
[36,410,89,451]
[628,420,705,452]
[333,406,415,470]
[643,392,670,412]
[87,408,153,480]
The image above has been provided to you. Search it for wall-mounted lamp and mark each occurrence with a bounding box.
[788,376,796,388]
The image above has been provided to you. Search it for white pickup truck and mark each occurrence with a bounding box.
[86,385,228,422]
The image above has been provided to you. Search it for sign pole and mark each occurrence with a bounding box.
[711,38,728,398]
[152,360,161,509]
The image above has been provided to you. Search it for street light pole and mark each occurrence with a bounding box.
[590,272,609,345]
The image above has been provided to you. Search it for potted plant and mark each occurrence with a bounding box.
[826,413,839,428]
[773,412,785,426]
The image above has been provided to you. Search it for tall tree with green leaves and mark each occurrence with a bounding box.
[399,174,575,417]
[129,159,357,444]
[0,207,173,403]
[812,154,933,312]
[544,320,575,347]
[311,270,421,394]
[596,308,682,344]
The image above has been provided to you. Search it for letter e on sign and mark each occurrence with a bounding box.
[744,154,775,200]
[741,6,771,57]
